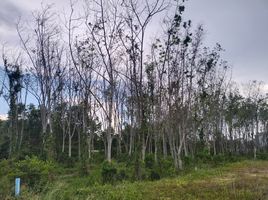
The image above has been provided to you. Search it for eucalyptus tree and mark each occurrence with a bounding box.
[1,55,24,156]
[84,0,125,162]
[242,81,267,158]
[17,6,64,159]
[147,4,200,169]
[121,0,168,161]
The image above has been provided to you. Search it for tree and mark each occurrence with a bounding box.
[17,6,64,159]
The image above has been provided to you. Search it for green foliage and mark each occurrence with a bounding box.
[0,159,14,198]
[42,133,56,161]
[213,154,228,164]
[256,152,268,160]
[57,153,76,168]
[158,156,176,177]
[144,154,154,169]
[115,153,130,163]
[78,159,90,176]
[149,170,160,181]
[144,155,176,180]
[101,161,117,184]
[91,151,106,164]
[196,148,212,162]
[0,159,12,177]
[14,156,57,191]
[183,155,195,167]
[117,169,128,181]
[211,153,242,165]
[0,175,11,199]
[133,157,147,181]
[38,160,268,200]
[0,157,57,198]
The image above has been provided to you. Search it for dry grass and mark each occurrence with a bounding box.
[38,160,268,200]
[141,160,268,200]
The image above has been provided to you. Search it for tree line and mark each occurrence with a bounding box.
[0,0,267,170]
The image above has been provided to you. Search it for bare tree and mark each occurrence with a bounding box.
[17,6,64,159]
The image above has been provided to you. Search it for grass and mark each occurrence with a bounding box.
[21,160,268,200]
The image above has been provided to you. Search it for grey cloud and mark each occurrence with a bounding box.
[184,0,268,83]
[0,0,23,27]
[0,0,267,84]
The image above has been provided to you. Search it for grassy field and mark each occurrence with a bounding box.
[21,160,268,200]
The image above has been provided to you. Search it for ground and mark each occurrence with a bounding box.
[25,160,268,200]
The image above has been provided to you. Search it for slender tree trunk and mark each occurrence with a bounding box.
[154,133,158,162]
[107,132,112,162]
[162,131,167,159]
[78,131,81,160]
[62,133,65,153]
[87,136,91,159]
[68,135,72,157]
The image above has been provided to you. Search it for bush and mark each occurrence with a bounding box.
[0,159,15,198]
[0,157,57,197]
[0,175,11,199]
[91,151,105,164]
[149,170,160,181]
[183,155,195,167]
[117,169,128,181]
[212,154,226,164]
[101,161,117,184]
[158,156,175,177]
[78,159,90,176]
[14,156,57,191]
[257,152,268,160]
[145,154,154,169]
[57,153,76,168]
[132,157,148,181]
[0,159,13,177]
[196,148,212,162]
[116,153,130,163]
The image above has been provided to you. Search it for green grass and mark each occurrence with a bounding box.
[22,160,268,200]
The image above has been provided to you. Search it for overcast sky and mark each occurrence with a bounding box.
[0,0,268,114]
[184,0,268,84]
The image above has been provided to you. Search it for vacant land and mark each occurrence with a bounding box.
[23,160,268,200]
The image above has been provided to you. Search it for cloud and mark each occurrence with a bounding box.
[184,0,268,85]
[0,0,23,27]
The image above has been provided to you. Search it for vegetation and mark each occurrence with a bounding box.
[1,158,268,199]
[0,0,267,199]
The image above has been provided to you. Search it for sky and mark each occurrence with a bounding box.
[184,0,268,84]
[0,0,268,114]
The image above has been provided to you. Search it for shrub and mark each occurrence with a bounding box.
[0,159,13,177]
[0,159,14,198]
[0,176,11,199]
[57,153,76,168]
[257,152,268,160]
[132,157,148,181]
[92,151,105,164]
[158,156,175,177]
[116,153,130,163]
[15,156,57,191]
[78,159,90,176]
[212,154,226,164]
[196,148,212,162]
[183,155,195,167]
[149,170,160,181]
[117,169,128,181]
[145,154,154,169]
[0,157,57,197]
[101,161,117,184]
